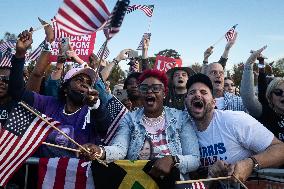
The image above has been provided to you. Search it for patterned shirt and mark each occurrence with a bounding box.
[222,92,247,112]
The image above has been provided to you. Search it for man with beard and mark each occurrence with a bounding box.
[165,67,195,110]
[123,72,142,110]
[185,73,284,183]
[8,29,109,157]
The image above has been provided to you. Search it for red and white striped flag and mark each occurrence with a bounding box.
[126,5,154,17]
[137,33,151,50]
[0,40,16,53]
[28,41,45,62]
[54,0,110,36]
[102,96,128,145]
[96,42,110,59]
[0,52,13,67]
[0,103,60,187]
[225,24,238,42]
[38,158,94,189]
[103,0,130,40]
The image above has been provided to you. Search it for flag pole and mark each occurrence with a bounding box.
[175,176,231,184]
[19,101,108,167]
[31,20,55,33]
[42,142,80,153]
[94,39,109,82]
[211,35,225,47]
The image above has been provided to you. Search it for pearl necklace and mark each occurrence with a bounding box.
[142,111,165,127]
[62,105,82,116]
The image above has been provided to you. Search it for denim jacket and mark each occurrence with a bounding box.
[104,107,200,174]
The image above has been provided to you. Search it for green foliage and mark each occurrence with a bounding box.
[2,32,17,41]
[155,49,181,59]
[191,62,202,73]
[108,64,126,90]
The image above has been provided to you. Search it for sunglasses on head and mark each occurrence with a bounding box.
[0,76,9,83]
[272,89,284,97]
[138,84,164,94]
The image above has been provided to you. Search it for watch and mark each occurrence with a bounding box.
[248,156,260,171]
[172,155,180,167]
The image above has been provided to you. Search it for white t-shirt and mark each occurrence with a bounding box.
[195,110,274,167]
[215,97,225,110]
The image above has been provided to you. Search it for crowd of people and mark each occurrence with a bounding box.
[1,20,284,188]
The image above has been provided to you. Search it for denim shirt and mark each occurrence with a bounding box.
[104,107,200,174]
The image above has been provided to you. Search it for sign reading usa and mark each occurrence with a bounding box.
[153,55,182,72]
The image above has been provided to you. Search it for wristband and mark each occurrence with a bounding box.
[258,64,265,69]
[203,61,208,64]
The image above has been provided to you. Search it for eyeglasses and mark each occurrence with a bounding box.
[139,84,164,94]
[209,70,224,76]
[272,89,284,97]
[0,76,9,83]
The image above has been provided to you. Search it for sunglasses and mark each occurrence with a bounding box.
[0,76,9,83]
[272,89,284,97]
[139,84,164,94]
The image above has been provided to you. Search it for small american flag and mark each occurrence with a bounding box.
[0,49,13,67]
[175,182,206,189]
[54,0,110,36]
[102,96,128,145]
[0,40,16,53]
[137,33,151,50]
[0,103,60,187]
[225,24,238,42]
[38,158,94,189]
[104,0,130,40]
[96,42,110,59]
[27,40,45,62]
[126,5,154,17]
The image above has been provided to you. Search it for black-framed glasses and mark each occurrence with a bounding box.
[272,89,284,97]
[0,76,9,83]
[139,84,164,94]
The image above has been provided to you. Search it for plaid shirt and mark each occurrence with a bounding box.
[222,92,247,112]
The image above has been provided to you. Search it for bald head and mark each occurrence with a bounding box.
[206,62,224,93]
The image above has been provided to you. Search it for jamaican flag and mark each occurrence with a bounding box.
[92,160,180,189]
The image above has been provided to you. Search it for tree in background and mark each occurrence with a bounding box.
[108,65,126,90]
[191,62,202,73]
[155,49,181,59]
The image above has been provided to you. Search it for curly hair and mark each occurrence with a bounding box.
[138,69,168,93]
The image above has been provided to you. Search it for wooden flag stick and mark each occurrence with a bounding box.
[212,35,225,47]
[94,39,109,82]
[232,174,248,189]
[42,142,80,153]
[176,176,231,184]
[19,101,107,167]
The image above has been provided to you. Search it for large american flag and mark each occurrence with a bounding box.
[96,41,110,59]
[137,33,151,50]
[103,0,130,40]
[126,5,154,17]
[38,158,94,189]
[27,40,45,62]
[54,0,110,36]
[102,96,128,145]
[225,24,238,42]
[0,103,60,187]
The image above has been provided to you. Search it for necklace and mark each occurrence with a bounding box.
[62,104,82,116]
[142,111,165,127]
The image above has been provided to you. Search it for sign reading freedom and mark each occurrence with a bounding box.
[49,33,96,63]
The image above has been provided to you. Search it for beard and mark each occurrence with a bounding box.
[187,100,215,121]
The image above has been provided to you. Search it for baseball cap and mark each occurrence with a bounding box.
[186,73,213,92]
[63,67,96,84]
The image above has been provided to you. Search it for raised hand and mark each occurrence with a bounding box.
[15,28,33,58]
[225,32,238,51]
[204,46,214,61]
[247,45,267,65]
[38,17,54,43]
[115,49,132,62]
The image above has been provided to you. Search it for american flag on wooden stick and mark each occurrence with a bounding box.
[137,33,151,50]
[102,96,128,145]
[54,0,110,36]
[104,0,130,40]
[96,41,110,59]
[0,103,60,187]
[225,24,238,42]
[126,5,154,17]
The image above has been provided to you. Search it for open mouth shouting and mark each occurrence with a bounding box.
[191,99,205,114]
[145,96,156,106]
